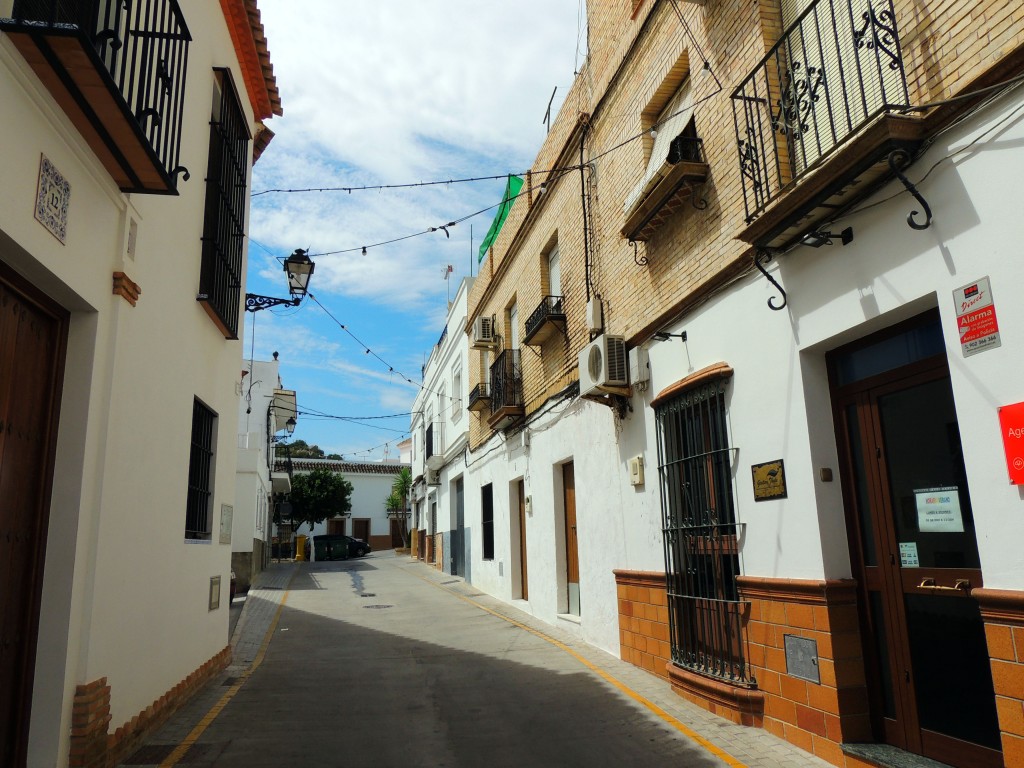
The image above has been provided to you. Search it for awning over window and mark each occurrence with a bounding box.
[478,175,524,263]
[624,78,694,215]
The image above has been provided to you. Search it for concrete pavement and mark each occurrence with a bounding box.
[118,552,832,768]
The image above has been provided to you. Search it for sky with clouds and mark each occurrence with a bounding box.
[244,1,585,460]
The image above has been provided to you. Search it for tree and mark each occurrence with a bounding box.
[387,467,413,547]
[277,467,353,533]
[283,439,327,459]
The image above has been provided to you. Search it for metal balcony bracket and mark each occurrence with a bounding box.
[753,249,788,311]
[525,343,543,359]
[682,181,708,210]
[631,240,648,267]
[887,149,932,230]
[171,165,190,183]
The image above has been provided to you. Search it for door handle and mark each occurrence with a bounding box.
[917,578,971,593]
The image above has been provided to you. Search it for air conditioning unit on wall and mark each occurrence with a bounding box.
[578,334,628,397]
[471,316,496,348]
[425,467,441,486]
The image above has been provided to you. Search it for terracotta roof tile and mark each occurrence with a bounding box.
[220,0,282,121]
[276,459,411,476]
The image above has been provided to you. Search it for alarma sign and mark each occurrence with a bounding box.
[953,277,1000,357]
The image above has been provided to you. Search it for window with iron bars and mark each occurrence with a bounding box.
[655,374,753,686]
[197,68,250,339]
[186,398,217,540]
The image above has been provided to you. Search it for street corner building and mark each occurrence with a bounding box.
[0,0,281,765]
[436,1,1024,767]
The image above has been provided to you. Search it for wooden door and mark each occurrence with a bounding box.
[328,518,346,535]
[0,262,68,767]
[517,479,528,600]
[563,463,579,615]
[353,518,370,542]
[831,314,1001,768]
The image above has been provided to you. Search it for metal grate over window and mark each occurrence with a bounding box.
[655,376,753,686]
[197,69,250,339]
[186,399,216,540]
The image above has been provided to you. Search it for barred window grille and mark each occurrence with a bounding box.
[186,399,216,540]
[655,376,753,686]
[197,69,250,339]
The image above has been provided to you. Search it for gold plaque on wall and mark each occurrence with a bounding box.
[752,459,787,501]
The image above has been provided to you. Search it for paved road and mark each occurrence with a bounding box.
[121,553,831,768]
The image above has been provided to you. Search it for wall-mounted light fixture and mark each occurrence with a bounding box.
[654,330,687,342]
[245,249,316,312]
[801,227,853,248]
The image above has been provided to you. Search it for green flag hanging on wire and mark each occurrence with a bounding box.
[478,175,524,263]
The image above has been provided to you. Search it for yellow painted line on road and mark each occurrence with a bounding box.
[415,569,750,768]
[159,576,294,767]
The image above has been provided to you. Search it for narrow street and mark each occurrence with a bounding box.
[118,553,829,768]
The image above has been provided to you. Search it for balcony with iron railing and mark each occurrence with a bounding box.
[1,0,192,194]
[731,0,925,247]
[467,381,491,413]
[523,295,566,346]
[622,132,709,242]
[487,349,523,431]
[425,422,445,469]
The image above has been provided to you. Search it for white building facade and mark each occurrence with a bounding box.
[235,357,295,589]
[281,458,410,553]
[0,1,281,764]
[410,277,473,574]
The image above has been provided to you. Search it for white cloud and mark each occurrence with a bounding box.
[251,0,583,311]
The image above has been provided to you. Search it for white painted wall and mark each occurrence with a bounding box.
[411,278,473,557]
[0,2,273,762]
[288,462,407,542]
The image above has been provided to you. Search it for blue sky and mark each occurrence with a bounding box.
[244,1,585,460]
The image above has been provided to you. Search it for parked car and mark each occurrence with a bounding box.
[345,535,371,558]
[312,534,372,561]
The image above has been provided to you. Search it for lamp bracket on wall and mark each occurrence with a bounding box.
[653,330,687,343]
[754,249,787,311]
[888,148,932,230]
[245,294,301,312]
[801,227,853,248]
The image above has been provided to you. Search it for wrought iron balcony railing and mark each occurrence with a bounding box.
[3,0,192,193]
[488,349,523,429]
[523,295,566,346]
[424,422,444,464]
[731,0,909,223]
[467,382,491,413]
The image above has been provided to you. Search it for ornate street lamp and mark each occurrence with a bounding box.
[245,249,316,312]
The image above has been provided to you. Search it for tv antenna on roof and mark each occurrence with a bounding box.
[543,86,557,134]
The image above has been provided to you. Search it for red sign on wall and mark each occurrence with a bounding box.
[953,277,1001,357]
[998,401,1024,485]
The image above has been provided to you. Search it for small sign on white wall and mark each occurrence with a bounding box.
[219,504,233,544]
[34,154,71,244]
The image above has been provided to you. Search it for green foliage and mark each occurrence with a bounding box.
[385,491,403,512]
[392,467,413,509]
[283,440,328,459]
[279,467,353,532]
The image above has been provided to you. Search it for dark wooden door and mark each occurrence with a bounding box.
[0,262,68,767]
[517,479,528,600]
[831,315,1001,768]
[328,518,346,536]
[353,518,370,542]
[563,463,579,615]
